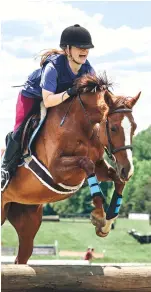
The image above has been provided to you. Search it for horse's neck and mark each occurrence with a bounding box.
[46,97,88,126]
[44,93,107,138]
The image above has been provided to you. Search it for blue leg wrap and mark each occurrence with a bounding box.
[106,190,122,220]
[87,174,105,202]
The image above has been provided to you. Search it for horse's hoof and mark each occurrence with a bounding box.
[95,227,109,238]
[90,209,106,228]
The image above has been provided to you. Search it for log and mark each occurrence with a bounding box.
[1,264,151,292]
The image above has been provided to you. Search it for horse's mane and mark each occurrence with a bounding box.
[74,72,113,93]
[74,72,128,110]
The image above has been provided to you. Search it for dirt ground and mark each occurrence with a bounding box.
[59,250,104,258]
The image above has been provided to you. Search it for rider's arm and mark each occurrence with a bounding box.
[41,62,70,108]
[42,89,69,108]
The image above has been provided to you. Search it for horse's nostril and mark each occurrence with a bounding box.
[121,168,127,179]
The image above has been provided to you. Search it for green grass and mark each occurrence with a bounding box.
[1,218,151,263]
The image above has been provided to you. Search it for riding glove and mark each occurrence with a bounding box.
[66,86,79,97]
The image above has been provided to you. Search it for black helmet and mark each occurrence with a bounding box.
[60,24,94,49]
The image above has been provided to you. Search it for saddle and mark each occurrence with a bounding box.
[21,101,47,160]
[21,114,40,154]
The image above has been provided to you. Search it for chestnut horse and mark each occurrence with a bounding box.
[1,74,140,264]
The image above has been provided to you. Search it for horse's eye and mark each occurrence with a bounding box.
[111,126,117,132]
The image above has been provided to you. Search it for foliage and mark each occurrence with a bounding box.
[53,186,93,215]
[123,159,151,214]
[43,203,57,216]
[133,126,151,161]
[122,126,151,214]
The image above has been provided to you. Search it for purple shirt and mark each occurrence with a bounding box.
[40,58,95,93]
[22,54,95,98]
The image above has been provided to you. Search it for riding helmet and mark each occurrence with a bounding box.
[60,24,94,49]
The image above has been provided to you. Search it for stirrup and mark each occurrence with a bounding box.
[1,169,10,192]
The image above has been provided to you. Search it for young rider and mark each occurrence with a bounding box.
[1,24,95,191]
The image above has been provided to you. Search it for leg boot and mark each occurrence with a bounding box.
[1,133,21,192]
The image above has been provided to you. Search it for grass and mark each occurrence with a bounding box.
[1,218,151,263]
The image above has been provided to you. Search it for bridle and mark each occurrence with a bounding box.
[105,108,133,160]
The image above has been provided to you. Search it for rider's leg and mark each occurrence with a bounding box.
[1,93,36,191]
[1,130,22,191]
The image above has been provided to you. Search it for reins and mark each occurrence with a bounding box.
[60,92,94,129]
[105,108,133,161]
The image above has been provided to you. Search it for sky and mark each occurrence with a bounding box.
[1,0,151,148]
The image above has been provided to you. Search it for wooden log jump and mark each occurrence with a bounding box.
[1,264,151,292]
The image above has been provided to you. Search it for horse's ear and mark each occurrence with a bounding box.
[125,91,141,108]
[104,90,114,108]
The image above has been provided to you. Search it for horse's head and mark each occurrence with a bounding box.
[74,73,140,181]
[100,90,141,182]
[74,73,112,124]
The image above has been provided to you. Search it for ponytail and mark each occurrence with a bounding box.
[35,49,65,67]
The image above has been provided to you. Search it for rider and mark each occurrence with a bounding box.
[1,24,95,191]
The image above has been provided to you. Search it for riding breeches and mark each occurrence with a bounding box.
[14,92,36,132]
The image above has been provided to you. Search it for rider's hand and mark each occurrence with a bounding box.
[66,86,79,97]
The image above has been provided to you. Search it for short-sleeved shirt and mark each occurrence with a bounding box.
[21,54,95,99]
[40,58,95,93]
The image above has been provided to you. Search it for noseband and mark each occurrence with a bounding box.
[105,108,133,160]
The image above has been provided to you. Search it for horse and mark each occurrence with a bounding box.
[1,74,141,264]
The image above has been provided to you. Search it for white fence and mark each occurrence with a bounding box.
[128,213,149,220]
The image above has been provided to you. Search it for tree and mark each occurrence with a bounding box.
[123,150,151,213]
[52,185,93,215]
[133,126,151,161]
[43,203,57,215]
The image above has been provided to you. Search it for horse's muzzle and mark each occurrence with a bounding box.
[120,165,134,181]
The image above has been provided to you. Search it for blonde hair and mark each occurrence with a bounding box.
[38,49,65,67]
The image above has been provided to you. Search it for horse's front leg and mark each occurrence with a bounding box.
[95,159,125,237]
[78,157,106,228]
[53,156,106,228]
